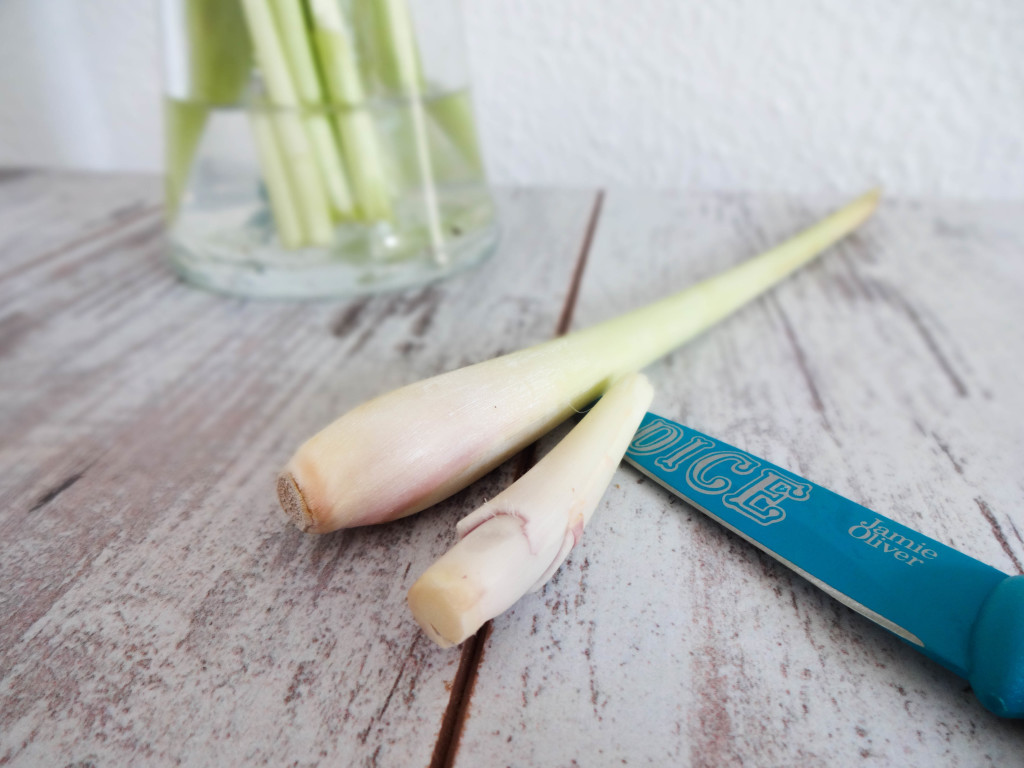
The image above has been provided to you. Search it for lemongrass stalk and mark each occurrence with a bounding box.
[241,0,334,245]
[425,90,484,177]
[408,373,654,647]
[269,0,324,101]
[307,0,393,221]
[241,0,297,105]
[307,118,357,219]
[373,0,447,261]
[432,102,482,180]
[269,0,356,219]
[251,112,304,248]
[278,189,881,534]
[339,111,395,221]
[274,114,336,245]
[385,100,466,193]
[163,0,252,218]
[353,0,482,185]
[165,100,209,219]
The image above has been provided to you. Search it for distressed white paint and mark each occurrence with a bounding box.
[1,173,1023,764]
[0,172,594,766]
[0,0,1022,199]
[455,190,1024,766]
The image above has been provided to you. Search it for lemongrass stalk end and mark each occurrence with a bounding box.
[277,472,315,532]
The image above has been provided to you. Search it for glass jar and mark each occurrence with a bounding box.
[160,0,498,298]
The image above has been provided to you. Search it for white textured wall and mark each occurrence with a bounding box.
[0,0,1021,199]
[0,1,161,172]
[466,0,1024,199]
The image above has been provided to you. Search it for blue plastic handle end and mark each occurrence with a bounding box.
[969,574,1024,718]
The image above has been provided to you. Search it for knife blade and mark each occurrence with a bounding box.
[624,412,1024,718]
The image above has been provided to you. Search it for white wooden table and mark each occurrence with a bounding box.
[1,170,1022,766]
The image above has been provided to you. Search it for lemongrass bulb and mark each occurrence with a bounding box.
[408,373,654,647]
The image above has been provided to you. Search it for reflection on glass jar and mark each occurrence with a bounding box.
[161,0,498,298]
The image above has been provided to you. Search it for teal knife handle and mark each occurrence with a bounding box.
[969,575,1024,718]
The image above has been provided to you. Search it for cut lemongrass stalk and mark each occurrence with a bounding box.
[426,90,484,176]
[271,113,335,245]
[306,116,357,219]
[278,190,880,534]
[407,90,447,262]
[163,0,252,218]
[376,0,446,262]
[242,0,300,98]
[408,372,654,648]
[241,0,334,245]
[269,0,324,103]
[251,112,304,248]
[269,0,355,219]
[337,111,394,221]
[307,0,393,222]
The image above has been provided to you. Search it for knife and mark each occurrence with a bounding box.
[624,412,1024,718]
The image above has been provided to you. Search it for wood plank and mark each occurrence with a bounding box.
[453,191,1024,766]
[0,170,163,281]
[0,180,596,767]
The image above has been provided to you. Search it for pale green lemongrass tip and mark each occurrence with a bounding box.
[558,187,882,386]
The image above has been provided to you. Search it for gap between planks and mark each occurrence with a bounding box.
[428,189,606,768]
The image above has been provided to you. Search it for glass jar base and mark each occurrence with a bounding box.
[167,221,498,299]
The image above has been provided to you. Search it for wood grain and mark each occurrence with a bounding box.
[2,174,1022,767]
[453,191,1024,767]
[0,172,595,767]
